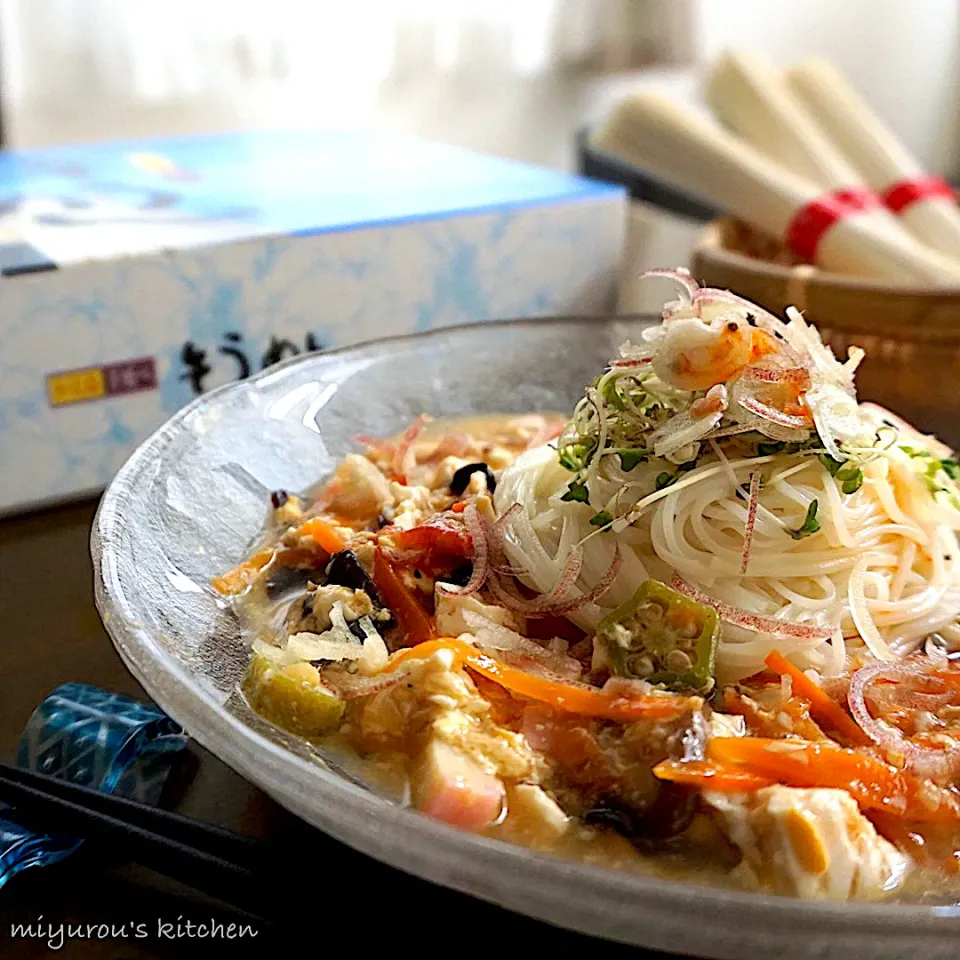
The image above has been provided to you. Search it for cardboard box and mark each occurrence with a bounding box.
[0,131,625,515]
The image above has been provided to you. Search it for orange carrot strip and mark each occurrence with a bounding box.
[389,639,467,670]
[389,638,697,723]
[709,736,960,823]
[212,549,277,595]
[653,759,775,792]
[373,548,437,646]
[764,650,869,746]
[294,517,348,555]
[212,547,315,595]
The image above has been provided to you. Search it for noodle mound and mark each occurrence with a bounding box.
[495,273,960,681]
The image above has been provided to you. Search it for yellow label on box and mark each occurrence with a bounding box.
[47,367,107,407]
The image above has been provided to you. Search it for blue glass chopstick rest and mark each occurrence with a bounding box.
[0,683,187,889]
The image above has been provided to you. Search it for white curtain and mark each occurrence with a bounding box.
[0,0,693,165]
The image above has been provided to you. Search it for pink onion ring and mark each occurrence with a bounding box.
[739,394,811,429]
[848,660,960,781]
[671,574,834,640]
[740,470,761,575]
[391,414,431,482]
[642,268,699,300]
[490,546,622,618]
[437,503,488,597]
[742,366,812,388]
[487,549,583,614]
[850,661,955,711]
[692,288,787,333]
[868,684,954,712]
[610,358,652,369]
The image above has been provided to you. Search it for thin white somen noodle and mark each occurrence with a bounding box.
[710,438,738,491]
[849,558,895,661]
[495,442,960,682]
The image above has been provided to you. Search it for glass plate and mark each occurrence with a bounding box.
[92,317,960,958]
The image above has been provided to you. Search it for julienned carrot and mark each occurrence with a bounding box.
[709,737,960,823]
[213,516,347,595]
[390,638,698,722]
[212,547,313,595]
[213,549,277,595]
[764,650,869,746]
[653,759,775,792]
[390,640,463,670]
[293,517,348,555]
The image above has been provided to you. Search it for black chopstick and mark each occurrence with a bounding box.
[0,760,282,917]
[0,760,275,872]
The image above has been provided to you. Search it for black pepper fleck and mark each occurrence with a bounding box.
[270,489,289,509]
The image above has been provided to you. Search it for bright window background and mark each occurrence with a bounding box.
[0,0,954,171]
[0,0,692,168]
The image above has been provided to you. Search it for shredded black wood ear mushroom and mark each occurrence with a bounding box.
[449,462,497,496]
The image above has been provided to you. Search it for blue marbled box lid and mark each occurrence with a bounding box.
[0,131,621,273]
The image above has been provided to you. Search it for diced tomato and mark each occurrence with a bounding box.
[372,547,437,647]
[394,517,473,559]
[413,740,504,831]
[392,516,474,578]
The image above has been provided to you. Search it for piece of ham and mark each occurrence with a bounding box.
[413,740,505,831]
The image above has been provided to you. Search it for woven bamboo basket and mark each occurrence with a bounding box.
[692,218,960,448]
